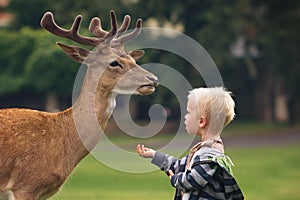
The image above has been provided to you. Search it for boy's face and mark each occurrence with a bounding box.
[184,97,199,135]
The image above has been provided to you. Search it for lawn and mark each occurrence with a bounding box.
[228,145,300,200]
[51,140,300,200]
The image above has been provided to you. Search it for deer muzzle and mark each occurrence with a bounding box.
[138,76,159,95]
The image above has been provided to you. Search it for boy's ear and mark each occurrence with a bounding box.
[199,116,207,128]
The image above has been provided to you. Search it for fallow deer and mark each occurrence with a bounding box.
[0,11,158,200]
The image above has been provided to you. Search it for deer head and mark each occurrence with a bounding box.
[40,10,158,95]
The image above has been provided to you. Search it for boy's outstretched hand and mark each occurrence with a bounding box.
[136,144,155,158]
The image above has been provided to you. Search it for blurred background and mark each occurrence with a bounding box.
[0,1,299,199]
[0,0,299,125]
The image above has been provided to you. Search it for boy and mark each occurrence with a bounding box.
[137,87,244,200]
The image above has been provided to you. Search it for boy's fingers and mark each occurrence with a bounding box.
[136,144,142,154]
[137,144,146,156]
[137,144,154,158]
[140,145,144,153]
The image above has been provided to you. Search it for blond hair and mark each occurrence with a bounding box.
[188,87,235,134]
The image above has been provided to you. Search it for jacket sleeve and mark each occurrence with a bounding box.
[170,162,219,192]
[151,151,188,174]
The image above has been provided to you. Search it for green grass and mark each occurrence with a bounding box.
[51,142,300,200]
[223,120,297,136]
[229,145,300,200]
[52,156,174,199]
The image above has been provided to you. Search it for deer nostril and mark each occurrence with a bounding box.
[147,76,159,86]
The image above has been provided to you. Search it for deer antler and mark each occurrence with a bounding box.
[40,12,101,46]
[88,11,119,41]
[41,10,142,47]
[112,18,142,47]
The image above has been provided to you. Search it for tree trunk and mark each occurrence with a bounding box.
[254,65,273,122]
[45,92,60,112]
[274,78,289,122]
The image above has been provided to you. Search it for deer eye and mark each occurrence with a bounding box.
[109,61,121,67]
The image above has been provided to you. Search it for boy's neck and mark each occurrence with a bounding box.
[201,132,221,142]
[200,134,224,153]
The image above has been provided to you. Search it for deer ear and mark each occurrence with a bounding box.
[128,50,145,61]
[57,42,96,64]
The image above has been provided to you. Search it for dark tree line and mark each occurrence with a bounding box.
[0,0,299,123]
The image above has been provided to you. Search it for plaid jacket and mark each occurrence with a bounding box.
[151,143,244,200]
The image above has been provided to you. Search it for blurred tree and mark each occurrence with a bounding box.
[2,0,299,122]
[24,29,78,111]
[226,0,300,123]
[130,0,300,123]
[259,0,300,123]
[0,28,35,95]
[7,0,49,29]
[8,0,131,29]
[0,28,79,111]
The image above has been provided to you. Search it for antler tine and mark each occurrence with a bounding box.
[41,12,100,47]
[102,10,118,40]
[114,18,142,45]
[88,10,119,42]
[116,15,131,37]
[89,17,108,38]
[90,13,131,39]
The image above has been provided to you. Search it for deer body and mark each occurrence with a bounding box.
[0,108,78,199]
[0,11,158,200]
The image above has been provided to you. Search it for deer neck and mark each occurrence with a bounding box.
[63,67,116,161]
[74,67,116,127]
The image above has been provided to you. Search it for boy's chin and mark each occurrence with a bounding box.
[185,129,197,136]
[185,127,191,135]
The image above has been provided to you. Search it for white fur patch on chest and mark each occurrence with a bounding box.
[106,97,116,116]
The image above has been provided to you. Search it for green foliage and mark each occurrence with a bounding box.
[0,27,79,97]
[130,0,300,122]
[1,0,299,121]
[24,30,78,95]
[7,0,49,29]
[0,28,35,95]
[8,0,130,30]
